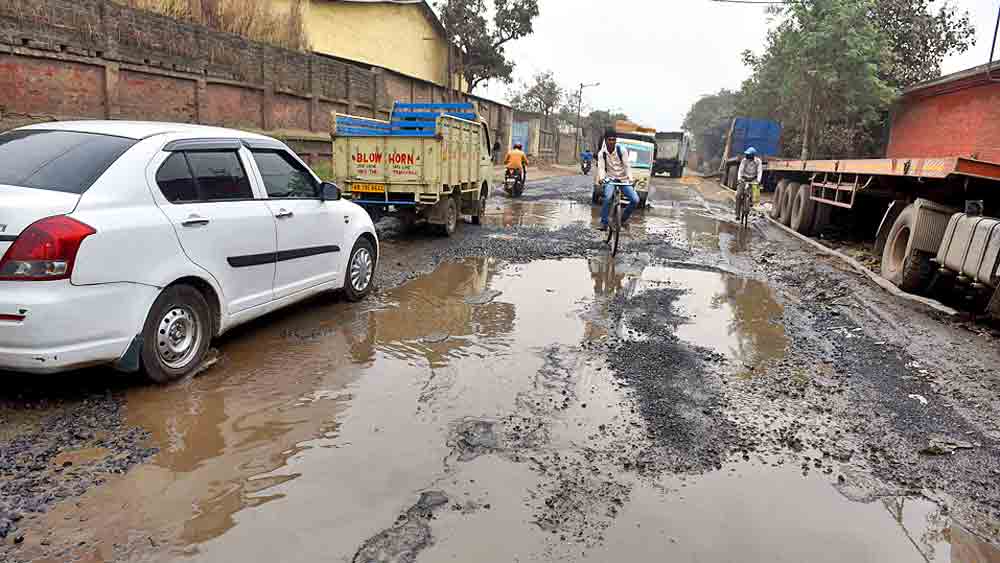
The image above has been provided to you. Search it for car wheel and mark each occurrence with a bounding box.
[141,285,211,384]
[344,237,376,301]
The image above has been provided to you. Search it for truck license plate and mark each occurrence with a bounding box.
[353,183,385,194]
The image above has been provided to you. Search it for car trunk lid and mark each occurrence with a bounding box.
[0,185,81,254]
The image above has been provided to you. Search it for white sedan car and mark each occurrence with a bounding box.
[0,121,378,382]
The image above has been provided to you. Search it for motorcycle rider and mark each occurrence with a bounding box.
[737,146,763,203]
[596,128,639,231]
[504,143,528,187]
[580,148,594,173]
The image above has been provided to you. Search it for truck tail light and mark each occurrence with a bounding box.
[0,216,96,281]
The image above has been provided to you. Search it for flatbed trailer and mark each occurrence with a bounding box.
[755,155,1000,319]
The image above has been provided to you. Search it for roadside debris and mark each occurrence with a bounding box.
[920,437,976,456]
[908,394,929,406]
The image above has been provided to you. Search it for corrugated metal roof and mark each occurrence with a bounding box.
[903,61,1000,98]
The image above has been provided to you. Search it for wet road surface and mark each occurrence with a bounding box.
[2,173,1000,562]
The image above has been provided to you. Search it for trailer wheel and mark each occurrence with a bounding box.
[770,180,788,219]
[881,204,933,293]
[790,184,816,235]
[779,182,799,226]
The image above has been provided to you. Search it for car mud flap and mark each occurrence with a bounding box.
[112,335,142,373]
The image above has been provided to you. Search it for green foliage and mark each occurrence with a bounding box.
[310,160,334,181]
[873,0,976,89]
[682,89,740,139]
[584,110,629,150]
[508,70,564,127]
[436,0,540,92]
[732,0,974,158]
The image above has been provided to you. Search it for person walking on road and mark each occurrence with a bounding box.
[596,129,639,231]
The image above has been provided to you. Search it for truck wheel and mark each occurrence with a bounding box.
[471,186,487,226]
[440,196,459,236]
[779,182,800,226]
[881,204,933,293]
[770,180,788,219]
[141,285,212,384]
[790,184,816,235]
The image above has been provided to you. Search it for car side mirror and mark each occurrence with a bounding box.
[320,181,340,202]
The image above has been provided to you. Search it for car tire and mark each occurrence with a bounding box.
[344,237,376,301]
[141,285,212,384]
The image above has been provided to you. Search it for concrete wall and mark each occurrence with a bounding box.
[0,0,511,166]
[283,0,452,88]
[889,80,1000,163]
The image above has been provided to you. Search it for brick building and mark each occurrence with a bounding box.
[888,62,1000,162]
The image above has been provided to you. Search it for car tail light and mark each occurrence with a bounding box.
[0,216,96,281]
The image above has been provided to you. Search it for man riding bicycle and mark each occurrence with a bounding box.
[596,129,639,231]
[504,143,528,185]
[737,146,763,200]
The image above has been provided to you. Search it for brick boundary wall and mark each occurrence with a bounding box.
[0,0,512,164]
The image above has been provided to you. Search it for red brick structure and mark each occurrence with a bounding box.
[888,63,1000,163]
[0,0,511,163]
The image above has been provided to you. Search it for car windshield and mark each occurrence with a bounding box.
[0,130,137,194]
[618,141,653,167]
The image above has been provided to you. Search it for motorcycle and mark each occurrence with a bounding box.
[581,160,592,175]
[503,168,525,197]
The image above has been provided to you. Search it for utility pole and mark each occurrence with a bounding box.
[575,82,599,160]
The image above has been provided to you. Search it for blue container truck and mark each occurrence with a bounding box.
[719,117,782,189]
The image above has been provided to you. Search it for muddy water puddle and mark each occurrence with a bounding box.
[18,254,995,563]
[618,266,788,366]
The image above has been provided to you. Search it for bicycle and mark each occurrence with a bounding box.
[735,180,757,228]
[603,181,632,256]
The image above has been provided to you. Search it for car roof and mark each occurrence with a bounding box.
[16,120,273,141]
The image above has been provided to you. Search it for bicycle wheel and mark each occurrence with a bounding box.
[610,192,622,255]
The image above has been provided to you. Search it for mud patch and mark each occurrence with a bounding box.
[352,490,450,563]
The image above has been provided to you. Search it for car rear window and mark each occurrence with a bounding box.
[0,130,137,194]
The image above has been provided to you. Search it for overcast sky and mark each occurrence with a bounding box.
[477,0,999,132]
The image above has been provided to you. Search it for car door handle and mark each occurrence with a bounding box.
[275,209,294,219]
[181,215,210,227]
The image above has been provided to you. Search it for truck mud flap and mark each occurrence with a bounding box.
[874,200,907,256]
[988,285,1000,321]
[425,197,451,225]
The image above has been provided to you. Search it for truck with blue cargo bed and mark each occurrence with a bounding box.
[718,117,783,189]
[331,102,494,236]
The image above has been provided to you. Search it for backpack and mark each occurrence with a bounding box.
[602,145,625,168]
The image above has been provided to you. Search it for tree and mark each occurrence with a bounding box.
[871,0,975,89]
[585,110,629,150]
[735,0,975,159]
[508,71,564,128]
[436,0,540,92]
[682,89,740,139]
